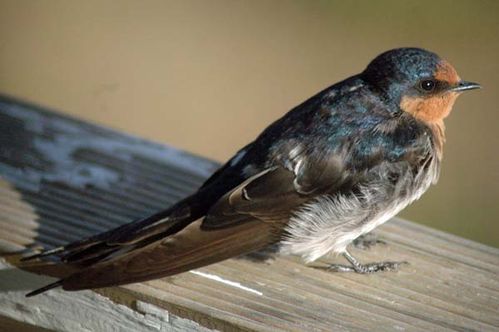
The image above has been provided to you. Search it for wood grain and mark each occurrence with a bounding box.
[0,94,497,332]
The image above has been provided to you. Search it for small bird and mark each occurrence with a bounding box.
[23,47,480,296]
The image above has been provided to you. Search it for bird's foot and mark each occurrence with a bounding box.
[326,250,407,274]
[352,233,385,250]
[327,261,407,273]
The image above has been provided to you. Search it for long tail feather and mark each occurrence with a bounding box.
[26,280,63,297]
[21,247,65,262]
[61,218,276,291]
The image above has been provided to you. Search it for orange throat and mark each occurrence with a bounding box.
[399,92,458,124]
[399,93,457,158]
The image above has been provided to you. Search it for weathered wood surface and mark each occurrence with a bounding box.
[0,94,498,332]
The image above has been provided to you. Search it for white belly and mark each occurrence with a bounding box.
[279,160,438,263]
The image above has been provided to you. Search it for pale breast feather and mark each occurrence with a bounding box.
[280,152,440,263]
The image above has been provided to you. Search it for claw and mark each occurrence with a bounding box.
[352,261,408,274]
[326,264,355,273]
[315,250,408,274]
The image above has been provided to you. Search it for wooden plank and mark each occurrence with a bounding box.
[0,94,498,332]
[0,315,53,332]
[0,259,214,332]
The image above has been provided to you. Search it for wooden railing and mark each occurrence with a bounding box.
[0,95,497,331]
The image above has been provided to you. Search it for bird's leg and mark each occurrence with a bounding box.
[352,232,385,250]
[327,250,407,273]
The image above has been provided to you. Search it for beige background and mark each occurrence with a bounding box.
[0,0,497,247]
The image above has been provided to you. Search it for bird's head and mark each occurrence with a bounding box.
[362,47,480,124]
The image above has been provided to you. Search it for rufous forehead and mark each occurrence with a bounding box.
[434,60,460,85]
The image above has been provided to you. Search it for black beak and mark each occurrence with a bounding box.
[451,80,482,92]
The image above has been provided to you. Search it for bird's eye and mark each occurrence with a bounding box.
[419,79,436,92]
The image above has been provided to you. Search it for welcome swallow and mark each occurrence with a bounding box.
[24,47,480,296]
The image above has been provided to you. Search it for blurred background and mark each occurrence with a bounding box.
[0,0,497,247]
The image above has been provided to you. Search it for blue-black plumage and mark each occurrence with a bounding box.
[23,47,480,296]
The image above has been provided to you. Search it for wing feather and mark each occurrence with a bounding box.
[60,217,276,290]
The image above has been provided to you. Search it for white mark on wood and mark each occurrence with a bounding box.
[0,259,216,332]
[135,300,170,323]
[190,270,263,296]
